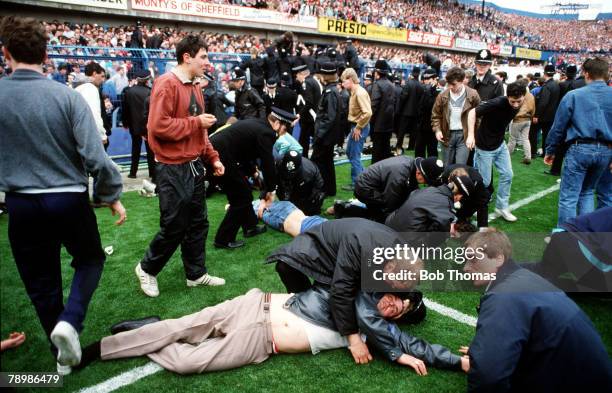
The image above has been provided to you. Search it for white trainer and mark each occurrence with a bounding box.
[50,321,81,367]
[135,263,159,297]
[187,273,226,287]
[57,363,72,376]
[495,208,517,222]
[142,179,157,194]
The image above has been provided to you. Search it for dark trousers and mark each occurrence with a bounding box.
[541,121,554,152]
[550,143,568,175]
[299,121,314,158]
[311,142,336,196]
[141,159,208,280]
[371,132,392,164]
[529,122,541,157]
[396,117,418,150]
[214,160,258,245]
[275,262,312,293]
[130,133,156,181]
[414,128,438,158]
[6,192,105,350]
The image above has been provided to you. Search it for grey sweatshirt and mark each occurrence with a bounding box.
[0,69,122,203]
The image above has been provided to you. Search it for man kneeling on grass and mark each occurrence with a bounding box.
[75,287,468,375]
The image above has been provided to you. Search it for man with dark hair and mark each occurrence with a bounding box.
[466,81,526,222]
[462,229,612,393]
[135,35,226,298]
[0,16,126,375]
[534,64,561,169]
[544,57,612,225]
[396,66,424,154]
[370,59,397,163]
[432,66,481,166]
[229,66,266,120]
[75,61,107,146]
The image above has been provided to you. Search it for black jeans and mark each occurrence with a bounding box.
[214,158,258,245]
[141,159,208,280]
[396,116,418,150]
[129,133,156,181]
[415,128,439,158]
[275,262,312,293]
[6,192,105,350]
[371,132,392,164]
[299,120,314,158]
[311,142,337,196]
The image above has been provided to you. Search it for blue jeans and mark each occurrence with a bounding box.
[558,143,612,226]
[346,124,370,185]
[474,142,513,210]
[252,200,298,231]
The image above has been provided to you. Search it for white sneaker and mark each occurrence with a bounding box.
[50,321,81,367]
[135,263,159,297]
[142,179,157,194]
[187,273,226,287]
[495,208,517,222]
[56,362,72,376]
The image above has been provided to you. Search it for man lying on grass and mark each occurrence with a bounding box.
[74,286,468,375]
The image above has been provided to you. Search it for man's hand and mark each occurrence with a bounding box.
[213,160,225,176]
[397,354,428,376]
[543,155,554,166]
[465,135,475,150]
[352,127,362,141]
[109,200,127,226]
[459,346,469,354]
[198,113,217,129]
[348,334,372,364]
[435,131,444,142]
[257,199,266,219]
[291,114,300,128]
[460,356,470,373]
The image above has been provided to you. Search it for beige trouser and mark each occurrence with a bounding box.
[101,289,273,374]
[507,121,531,160]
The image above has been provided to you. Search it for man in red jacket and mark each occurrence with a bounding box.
[135,35,226,298]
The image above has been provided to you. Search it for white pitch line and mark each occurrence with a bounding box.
[423,297,477,327]
[77,362,163,393]
[76,183,560,393]
[488,183,559,222]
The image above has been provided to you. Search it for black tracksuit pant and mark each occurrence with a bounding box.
[129,133,156,181]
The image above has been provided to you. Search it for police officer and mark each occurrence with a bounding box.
[229,67,266,120]
[264,72,298,115]
[201,72,230,134]
[210,107,296,248]
[440,163,490,229]
[396,66,424,154]
[342,39,359,70]
[468,49,503,101]
[276,150,325,215]
[417,67,442,158]
[240,47,266,97]
[294,58,322,157]
[536,64,561,175]
[370,59,397,163]
[312,62,342,196]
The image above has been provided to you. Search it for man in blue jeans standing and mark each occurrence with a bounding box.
[340,68,372,191]
[466,82,527,222]
[544,57,612,226]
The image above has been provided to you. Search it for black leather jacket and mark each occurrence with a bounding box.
[285,285,461,370]
[234,86,266,120]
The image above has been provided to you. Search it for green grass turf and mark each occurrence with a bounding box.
[1,150,610,393]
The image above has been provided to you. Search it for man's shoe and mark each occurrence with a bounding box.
[543,170,560,176]
[110,316,162,335]
[57,363,72,376]
[135,263,159,297]
[341,184,354,192]
[187,273,226,287]
[214,240,245,249]
[127,174,137,179]
[521,158,531,165]
[50,321,81,367]
[495,208,517,222]
[243,225,267,238]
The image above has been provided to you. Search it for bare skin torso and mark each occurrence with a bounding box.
[269,294,311,353]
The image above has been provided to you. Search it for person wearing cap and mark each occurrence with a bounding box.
[440,164,490,230]
[275,150,325,216]
[396,66,424,155]
[342,39,359,71]
[229,66,266,120]
[293,57,321,157]
[535,64,561,173]
[364,72,373,95]
[312,61,342,196]
[263,75,298,116]
[370,59,397,163]
[544,57,612,226]
[466,81,527,222]
[136,35,226,298]
[210,107,296,249]
[201,71,231,134]
[432,67,481,167]
[385,172,471,247]
[468,49,503,102]
[417,67,443,159]
[122,69,154,181]
[239,47,265,96]
[340,67,372,191]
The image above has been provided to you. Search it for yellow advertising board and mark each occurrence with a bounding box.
[318,18,406,43]
[515,47,542,60]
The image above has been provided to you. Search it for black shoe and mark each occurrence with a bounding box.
[214,240,245,249]
[127,174,137,179]
[243,225,267,238]
[110,316,161,335]
[543,170,560,176]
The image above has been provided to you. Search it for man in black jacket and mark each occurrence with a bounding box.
[342,39,359,70]
[229,67,266,120]
[534,64,560,167]
[267,218,421,365]
[122,69,154,180]
[468,50,504,102]
[240,47,266,96]
[440,164,490,229]
[370,59,397,163]
[201,72,230,134]
[210,108,295,248]
[416,67,441,158]
[276,150,325,215]
[294,58,321,157]
[263,74,298,115]
[396,66,424,154]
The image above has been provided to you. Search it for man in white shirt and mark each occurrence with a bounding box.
[111,65,129,94]
[75,62,107,145]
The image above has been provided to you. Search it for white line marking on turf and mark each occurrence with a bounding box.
[77,183,559,392]
[488,183,559,222]
[423,297,477,327]
[77,362,163,393]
